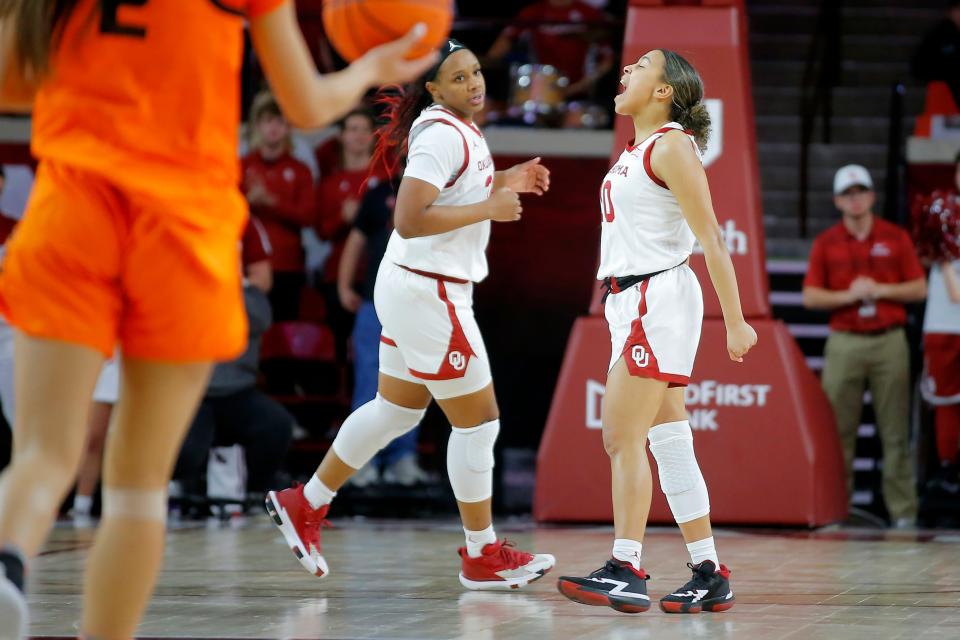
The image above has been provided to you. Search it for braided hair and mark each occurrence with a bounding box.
[371,39,472,176]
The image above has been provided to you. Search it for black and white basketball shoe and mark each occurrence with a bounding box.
[556,558,651,614]
[659,560,735,613]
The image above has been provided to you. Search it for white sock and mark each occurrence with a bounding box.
[72,494,93,515]
[464,524,497,558]
[686,536,719,568]
[303,475,336,510]
[612,538,643,570]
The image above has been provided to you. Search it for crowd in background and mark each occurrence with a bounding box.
[803,159,960,529]
[0,0,956,527]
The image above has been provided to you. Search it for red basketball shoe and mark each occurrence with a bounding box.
[458,539,555,590]
[265,484,330,577]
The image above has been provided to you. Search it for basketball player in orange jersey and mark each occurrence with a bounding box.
[266,39,557,590]
[0,1,438,637]
[555,50,757,614]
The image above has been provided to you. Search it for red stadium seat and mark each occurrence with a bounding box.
[261,321,336,363]
[913,81,960,137]
[259,320,348,418]
[297,286,328,323]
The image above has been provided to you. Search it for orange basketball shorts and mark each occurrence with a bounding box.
[0,160,248,361]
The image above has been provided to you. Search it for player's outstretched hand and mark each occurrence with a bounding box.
[726,320,757,362]
[503,157,550,195]
[487,187,522,222]
[357,24,439,86]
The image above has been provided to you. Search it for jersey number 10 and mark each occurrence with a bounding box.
[600,180,615,223]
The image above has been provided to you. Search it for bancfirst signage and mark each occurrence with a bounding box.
[586,379,773,431]
[692,220,749,256]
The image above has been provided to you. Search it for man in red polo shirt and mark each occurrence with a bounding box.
[242,92,314,322]
[803,164,927,528]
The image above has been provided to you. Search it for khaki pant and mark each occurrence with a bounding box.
[821,329,918,521]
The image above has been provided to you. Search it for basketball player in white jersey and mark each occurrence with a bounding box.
[266,40,556,590]
[556,49,757,614]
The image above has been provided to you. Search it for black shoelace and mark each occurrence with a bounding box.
[589,561,622,577]
[590,560,649,580]
[676,562,714,592]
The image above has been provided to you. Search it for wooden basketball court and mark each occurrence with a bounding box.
[24,518,960,639]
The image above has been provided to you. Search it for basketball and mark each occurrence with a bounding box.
[322,0,453,62]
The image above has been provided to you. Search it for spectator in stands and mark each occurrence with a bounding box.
[313,106,380,191]
[315,108,382,360]
[313,136,342,181]
[912,0,960,107]
[486,0,615,101]
[803,165,927,528]
[337,176,428,487]
[242,92,314,322]
[918,151,960,496]
[173,217,294,502]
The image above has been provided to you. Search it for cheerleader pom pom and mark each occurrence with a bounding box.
[911,190,960,262]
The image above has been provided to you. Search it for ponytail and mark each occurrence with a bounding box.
[0,0,83,79]
[673,102,711,154]
[371,74,433,177]
[659,49,711,153]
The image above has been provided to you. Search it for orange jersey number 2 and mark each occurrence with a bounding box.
[100,0,245,38]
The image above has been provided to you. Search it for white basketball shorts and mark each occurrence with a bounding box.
[374,261,492,400]
[93,356,121,405]
[604,264,703,386]
[0,316,120,424]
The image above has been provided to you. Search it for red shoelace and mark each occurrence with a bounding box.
[489,539,533,567]
[293,484,332,551]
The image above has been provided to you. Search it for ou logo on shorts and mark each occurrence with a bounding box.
[449,351,468,371]
[631,345,650,368]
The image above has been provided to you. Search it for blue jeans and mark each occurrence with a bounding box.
[352,301,419,467]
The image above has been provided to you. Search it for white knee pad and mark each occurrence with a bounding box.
[332,394,426,469]
[648,420,710,523]
[447,419,500,503]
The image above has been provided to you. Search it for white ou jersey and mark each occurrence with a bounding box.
[597,122,700,279]
[924,260,960,334]
[384,104,495,282]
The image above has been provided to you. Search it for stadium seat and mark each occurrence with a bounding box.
[297,286,328,324]
[261,321,336,363]
[913,81,960,137]
[260,321,345,404]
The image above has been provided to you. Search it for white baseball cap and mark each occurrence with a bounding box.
[833,164,874,195]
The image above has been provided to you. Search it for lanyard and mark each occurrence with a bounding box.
[848,234,874,276]
[847,233,880,321]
